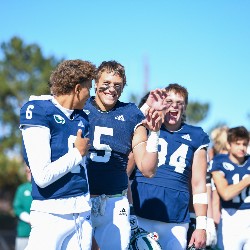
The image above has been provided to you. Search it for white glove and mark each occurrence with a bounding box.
[206,217,217,247]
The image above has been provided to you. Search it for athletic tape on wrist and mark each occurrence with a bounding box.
[140,103,150,115]
[196,216,207,230]
[193,192,208,204]
[146,130,160,153]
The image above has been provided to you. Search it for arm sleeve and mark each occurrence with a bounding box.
[21,125,83,188]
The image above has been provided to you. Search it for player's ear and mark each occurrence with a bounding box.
[75,83,81,94]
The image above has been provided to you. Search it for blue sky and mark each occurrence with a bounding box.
[1,0,250,133]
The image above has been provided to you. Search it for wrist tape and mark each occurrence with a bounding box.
[193,192,208,204]
[146,130,160,153]
[140,103,150,115]
[196,216,207,230]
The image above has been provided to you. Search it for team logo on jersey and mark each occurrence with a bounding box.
[181,134,192,141]
[54,115,65,124]
[247,166,250,170]
[78,120,85,128]
[115,115,125,121]
[222,162,235,171]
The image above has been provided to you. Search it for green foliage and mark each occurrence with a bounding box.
[0,154,24,192]
[0,36,62,156]
[186,101,209,125]
[0,37,62,196]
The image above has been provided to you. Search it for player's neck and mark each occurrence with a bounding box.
[54,95,74,110]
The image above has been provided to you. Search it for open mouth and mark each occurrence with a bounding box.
[169,110,178,117]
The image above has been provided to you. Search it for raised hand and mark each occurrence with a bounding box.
[74,129,91,156]
[145,88,169,111]
[142,107,163,132]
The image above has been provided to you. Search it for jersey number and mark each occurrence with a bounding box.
[158,138,188,174]
[26,105,34,119]
[232,174,250,203]
[89,126,113,163]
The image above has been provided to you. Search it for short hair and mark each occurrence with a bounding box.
[210,126,229,154]
[95,60,127,86]
[49,59,96,96]
[227,126,250,144]
[165,83,188,105]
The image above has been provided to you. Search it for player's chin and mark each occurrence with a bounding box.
[168,118,178,124]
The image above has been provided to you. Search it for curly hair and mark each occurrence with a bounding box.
[49,59,96,96]
[95,60,127,86]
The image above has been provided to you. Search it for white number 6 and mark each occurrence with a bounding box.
[26,105,34,120]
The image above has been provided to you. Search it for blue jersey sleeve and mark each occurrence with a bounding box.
[20,100,50,128]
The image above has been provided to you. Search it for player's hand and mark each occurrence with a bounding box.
[146,89,168,111]
[74,129,91,156]
[142,108,163,132]
[188,229,206,249]
[206,218,217,247]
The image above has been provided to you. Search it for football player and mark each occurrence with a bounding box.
[84,60,166,250]
[130,83,209,249]
[210,126,250,250]
[20,60,96,249]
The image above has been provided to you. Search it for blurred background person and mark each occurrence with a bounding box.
[209,126,250,249]
[208,126,229,227]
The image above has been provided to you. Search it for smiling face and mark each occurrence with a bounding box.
[94,70,124,111]
[163,91,187,131]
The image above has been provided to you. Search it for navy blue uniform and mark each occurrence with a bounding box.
[209,154,250,210]
[84,97,144,195]
[20,99,89,200]
[132,123,209,223]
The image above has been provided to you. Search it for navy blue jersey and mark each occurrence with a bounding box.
[132,123,209,223]
[209,154,250,210]
[84,97,144,195]
[20,99,89,200]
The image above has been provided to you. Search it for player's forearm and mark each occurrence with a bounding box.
[126,152,136,177]
[22,126,83,188]
[218,178,250,201]
[140,151,158,178]
[193,203,207,217]
[206,185,213,218]
[192,184,208,229]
